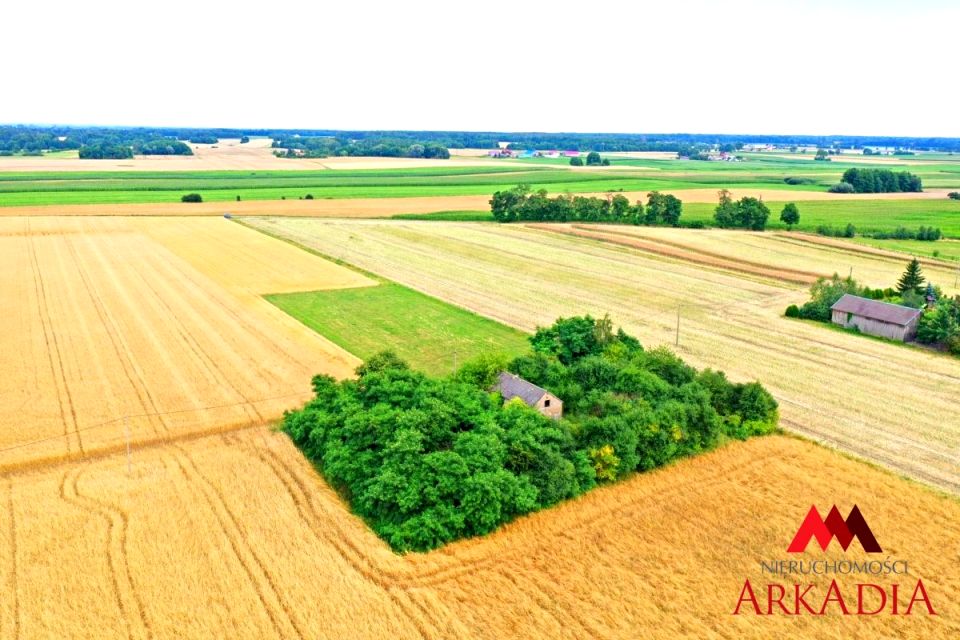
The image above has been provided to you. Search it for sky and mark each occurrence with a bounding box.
[3,0,958,137]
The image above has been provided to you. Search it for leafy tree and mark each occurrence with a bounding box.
[779,202,800,229]
[896,258,925,295]
[917,303,959,344]
[714,191,770,230]
[713,189,737,227]
[585,151,602,166]
[569,156,583,166]
[798,274,863,321]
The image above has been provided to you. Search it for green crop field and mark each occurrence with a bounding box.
[265,282,530,375]
[6,150,960,208]
[683,199,960,237]
[852,237,960,263]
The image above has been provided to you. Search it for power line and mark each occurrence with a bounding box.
[0,390,314,456]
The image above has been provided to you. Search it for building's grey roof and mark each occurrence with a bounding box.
[493,372,552,406]
[830,294,922,326]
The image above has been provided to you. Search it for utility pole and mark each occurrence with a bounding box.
[125,416,131,476]
[675,306,681,347]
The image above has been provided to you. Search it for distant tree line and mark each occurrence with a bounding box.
[6,125,960,154]
[272,136,450,159]
[490,185,682,225]
[839,168,922,193]
[282,316,779,551]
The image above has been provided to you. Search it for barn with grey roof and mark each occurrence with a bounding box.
[492,372,563,419]
[830,294,922,342]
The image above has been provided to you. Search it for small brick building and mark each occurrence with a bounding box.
[492,372,563,419]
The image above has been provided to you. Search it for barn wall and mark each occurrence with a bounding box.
[832,310,911,341]
[536,394,563,419]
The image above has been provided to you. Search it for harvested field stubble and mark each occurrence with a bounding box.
[0,217,368,471]
[2,428,957,639]
[248,219,960,493]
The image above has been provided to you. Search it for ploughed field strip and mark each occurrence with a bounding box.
[0,217,369,471]
[247,219,960,494]
[2,428,956,639]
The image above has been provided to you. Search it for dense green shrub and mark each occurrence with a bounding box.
[181,193,203,203]
[569,156,583,166]
[784,304,801,318]
[828,182,855,194]
[783,176,816,185]
[816,223,856,238]
[948,192,960,200]
[282,317,778,552]
[797,274,863,321]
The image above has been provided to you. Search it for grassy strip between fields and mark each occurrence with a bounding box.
[392,210,495,221]
[266,283,530,376]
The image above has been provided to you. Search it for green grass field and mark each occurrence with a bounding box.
[851,237,960,262]
[265,283,530,375]
[392,210,495,221]
[6,151,960,208]
[682,199,960,237]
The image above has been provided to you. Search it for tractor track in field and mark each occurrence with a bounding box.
[25,220,81,454]
[170,443,307,640]
[58,465,148,640]
[5,477,21,640]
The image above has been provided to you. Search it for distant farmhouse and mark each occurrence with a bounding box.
[492,372,563,419]
[830,294,922,342]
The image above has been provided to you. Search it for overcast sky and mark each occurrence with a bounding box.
[3,0,957,136]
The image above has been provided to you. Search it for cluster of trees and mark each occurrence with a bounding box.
[272,136,450,159]
[569,151,609,166]
[713,189,771,230]
[490,185,682,225]
[815,224,942,241]
[948,192,960,200]
[282,316,779,551]
[135,139,193,155]
[785,260,960,355]
[839,168,922,193]
[78,144,134,159]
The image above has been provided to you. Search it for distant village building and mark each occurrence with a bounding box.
[830,294,922,342]
[492,372,563,419]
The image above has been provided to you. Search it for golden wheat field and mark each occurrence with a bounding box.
[0,217,370,472]
[246,218,960,494]
[1,427,956,639]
